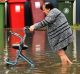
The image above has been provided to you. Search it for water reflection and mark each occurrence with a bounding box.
[0,50,80,74]
[52,64,71,74]
[2,62,80,74]
[0,28,80,74]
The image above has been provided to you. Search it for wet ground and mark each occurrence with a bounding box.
[0,28,80,74]
[0,49,80,74]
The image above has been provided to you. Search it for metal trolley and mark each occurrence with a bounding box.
[6,26,35,67]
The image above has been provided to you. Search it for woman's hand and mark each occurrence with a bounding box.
[29,25,35,32]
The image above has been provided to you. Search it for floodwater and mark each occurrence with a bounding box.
[0,28,80,74]
[0,49,80,74]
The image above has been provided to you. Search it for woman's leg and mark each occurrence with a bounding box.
[56,49,72,65]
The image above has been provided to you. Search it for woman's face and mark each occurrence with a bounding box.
[42,5,50,15]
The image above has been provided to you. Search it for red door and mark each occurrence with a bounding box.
[8,0,26,61]
[30,0,46,54]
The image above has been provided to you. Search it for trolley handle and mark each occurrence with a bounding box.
[9,31,22,40]
[24,26,30,34]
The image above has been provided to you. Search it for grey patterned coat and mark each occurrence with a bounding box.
[34,8,73,52]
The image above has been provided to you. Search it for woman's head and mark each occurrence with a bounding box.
[41,2,54,15]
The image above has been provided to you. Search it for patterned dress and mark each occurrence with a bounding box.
[34,8,73,52]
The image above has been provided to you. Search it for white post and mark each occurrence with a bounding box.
[4,1,8,64]
[73,0,77,62]
[73,29,77,62]
[73,0,76,24]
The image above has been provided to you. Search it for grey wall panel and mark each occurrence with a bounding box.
[76,30,80,61]
[76,0,80,24]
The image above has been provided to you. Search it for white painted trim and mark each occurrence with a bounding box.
[73,29,77,62]
[73,0,76,24]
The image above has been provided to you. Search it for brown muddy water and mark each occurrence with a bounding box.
[0,29,80,74]
[0,49,80,74]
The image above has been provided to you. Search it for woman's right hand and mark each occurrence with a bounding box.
[29,25,35,32]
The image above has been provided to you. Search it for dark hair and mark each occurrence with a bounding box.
[40,2,54,10]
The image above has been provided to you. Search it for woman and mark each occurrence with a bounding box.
[29,2,73,65]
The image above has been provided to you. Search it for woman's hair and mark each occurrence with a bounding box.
[40,2,54,10]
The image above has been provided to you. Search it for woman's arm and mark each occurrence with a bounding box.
[29,8,61,31]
